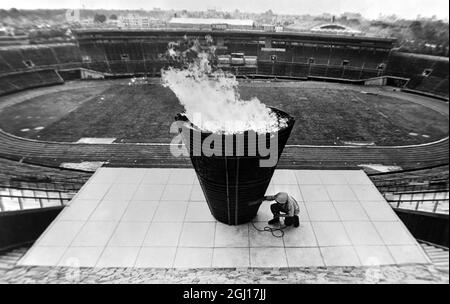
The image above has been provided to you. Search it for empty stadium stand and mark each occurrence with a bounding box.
[0,30,447,100]
[0,44,83,97]
[405,75,449,99]
[73,29,395,81]
[386,52,449,99]
[0,48,28,71]
[0,69,64,96]
[20,46,57,67]
[51,44,81,65]
[72,29,450,100]
[0,44,81,74]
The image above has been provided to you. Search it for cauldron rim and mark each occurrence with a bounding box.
[175,107,295,136]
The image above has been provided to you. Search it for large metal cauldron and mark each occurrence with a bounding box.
[175,108,295,225]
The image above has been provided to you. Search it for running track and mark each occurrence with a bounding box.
[0,129,448,170]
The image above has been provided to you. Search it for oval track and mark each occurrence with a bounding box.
[0,129,448,170]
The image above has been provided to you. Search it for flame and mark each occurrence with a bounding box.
[162,52,287,134]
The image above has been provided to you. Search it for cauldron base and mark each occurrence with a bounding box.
[207,203,261,225]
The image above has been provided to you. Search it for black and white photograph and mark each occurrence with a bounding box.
[0,0,448,288]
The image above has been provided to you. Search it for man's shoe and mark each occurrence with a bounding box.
[268,218,280,225]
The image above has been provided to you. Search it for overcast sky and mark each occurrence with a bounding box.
[1,0,449,20]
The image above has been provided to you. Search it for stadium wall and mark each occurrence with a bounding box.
[0,207,62,252]
[58,68,105,81]
[395,209,449,247]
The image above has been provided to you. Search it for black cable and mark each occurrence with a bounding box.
[251,220,287,238]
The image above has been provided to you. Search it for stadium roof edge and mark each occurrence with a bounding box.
[391,51,449,62]
[73,28,397,45]
[0,42,77,51]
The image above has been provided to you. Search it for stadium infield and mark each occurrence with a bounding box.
[0,79,448,147]
[0,79,448,171]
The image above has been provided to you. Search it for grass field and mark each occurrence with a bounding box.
[0,81,448,146]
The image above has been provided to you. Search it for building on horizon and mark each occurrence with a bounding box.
[168,17,255,30]
[119,14,164,28]
[65,9,81,23]
[310,23,364,36]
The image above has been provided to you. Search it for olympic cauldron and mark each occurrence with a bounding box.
[175,108,295,225]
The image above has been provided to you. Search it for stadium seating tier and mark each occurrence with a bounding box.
[0,35,447,98]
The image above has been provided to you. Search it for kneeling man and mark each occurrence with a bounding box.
[264,192,300,227]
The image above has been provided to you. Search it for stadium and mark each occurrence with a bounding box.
[0,24,448,283]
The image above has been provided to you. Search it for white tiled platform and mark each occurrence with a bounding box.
[19,168,430,268]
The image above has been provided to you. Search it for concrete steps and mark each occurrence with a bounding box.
[0,247,28,271]
[421,242,449,271]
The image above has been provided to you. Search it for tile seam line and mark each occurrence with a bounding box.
[90,167,143,267]
[133,170,159,268]
[170,183,192,268]
[323,181,363,267]
[93,199,134,267]
[295,177,324,267]
[347,179,398,263]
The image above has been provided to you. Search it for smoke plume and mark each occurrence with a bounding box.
[161,41,287,134]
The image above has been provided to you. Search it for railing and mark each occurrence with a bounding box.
[0,63,83,78]
[369,164,449,215]
[2,172,90,192]
[384,189,449,214]
[0,185,75,212]
[368,164,449,179]
[375,178,449,194]
[6,179,86,192]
